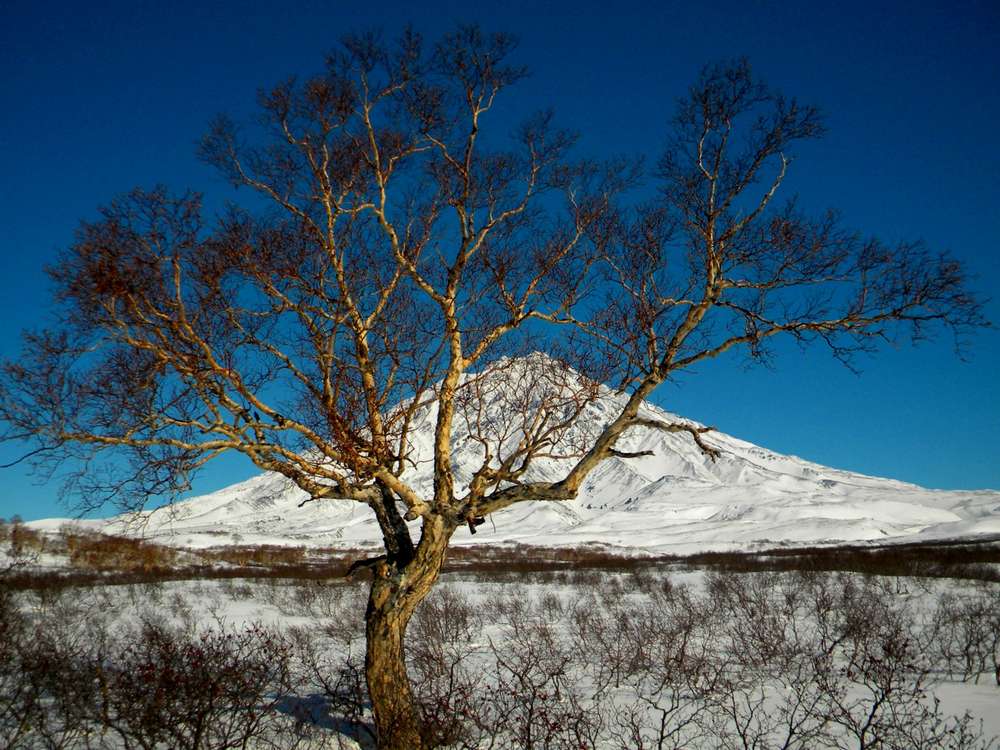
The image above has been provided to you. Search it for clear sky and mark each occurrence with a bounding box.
[1,0,998,521]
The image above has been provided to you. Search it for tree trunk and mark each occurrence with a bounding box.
[366,587,424,749]
[364,515,452,749]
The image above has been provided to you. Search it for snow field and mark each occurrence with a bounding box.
[4,566,998,748]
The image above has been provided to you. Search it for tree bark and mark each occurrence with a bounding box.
[364,515,453,749]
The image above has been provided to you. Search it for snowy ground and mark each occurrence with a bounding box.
[6,565,998,748]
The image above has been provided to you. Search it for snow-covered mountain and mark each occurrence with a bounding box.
[29,361,1000,555]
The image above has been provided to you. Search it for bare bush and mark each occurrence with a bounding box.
[631,584,718,748]
[410,637,484,743]
[482,617,598,749]
[64,528,178,571]
[931,586,1000,685]
[93,620,293,749]
[0,589,41,750]
[0,586,299,750]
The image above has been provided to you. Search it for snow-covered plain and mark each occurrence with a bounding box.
[30,370,1000,555]
[9,569,997,749]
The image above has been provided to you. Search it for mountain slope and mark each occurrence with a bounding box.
[29,365,1000,555]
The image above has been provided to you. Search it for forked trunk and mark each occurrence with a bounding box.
[364,517,452,749]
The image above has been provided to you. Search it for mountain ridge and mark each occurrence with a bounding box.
[28,361,1000,555]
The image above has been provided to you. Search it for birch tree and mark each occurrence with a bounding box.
[0,31,984,748]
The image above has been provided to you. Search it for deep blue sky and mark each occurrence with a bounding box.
[1,0,998,521]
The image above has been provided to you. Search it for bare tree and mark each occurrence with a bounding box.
[0,27,985,748]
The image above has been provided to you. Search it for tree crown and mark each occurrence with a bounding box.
[0,35,985,549]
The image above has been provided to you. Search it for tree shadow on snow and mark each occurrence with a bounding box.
[275,693,377,749]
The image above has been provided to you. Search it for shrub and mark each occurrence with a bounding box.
[94,621,293,749]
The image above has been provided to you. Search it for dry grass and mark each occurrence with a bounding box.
[3,517,998,592]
